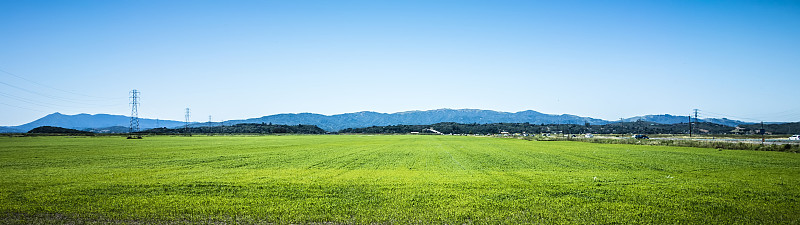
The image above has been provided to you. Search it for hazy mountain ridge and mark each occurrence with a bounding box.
[622,114,751,127]
[223,109,611,131]
[0,127,23,133]
[0,109,764,133]
[4,112,184,133]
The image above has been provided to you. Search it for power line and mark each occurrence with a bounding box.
[0,71,128,114]
[737,109,800,121]
[0,91,123,109]
[0,91,68,109]
[697,110,762,122]
[0,80,124,107]
[0,67,122,100]
[0,102,49,113]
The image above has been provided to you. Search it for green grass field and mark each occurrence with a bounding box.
[1,135,799,224]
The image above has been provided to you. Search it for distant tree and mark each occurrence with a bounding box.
[141,123,326,134]
[338,121,760,135]
[28,126,93,134]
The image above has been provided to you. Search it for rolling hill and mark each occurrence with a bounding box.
[2,112,184,133]
[0,109,771,133]
[622,114,750,127]
[219,109,610,131]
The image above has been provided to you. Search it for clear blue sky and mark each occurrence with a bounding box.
[1,0,799,126]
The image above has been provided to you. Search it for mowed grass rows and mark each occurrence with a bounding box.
[1,135,799,224]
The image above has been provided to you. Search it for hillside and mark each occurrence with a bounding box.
[623,114,750,127]
[0,109,787,133]
[28,126,93,134]
[222,109,610,131]
[142,123,326,134]
[342,121,800,135]
[0,127,22,133]
[4,113,184,132]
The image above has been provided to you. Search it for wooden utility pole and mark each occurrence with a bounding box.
[689,114,693,137]
[761,121,765,144]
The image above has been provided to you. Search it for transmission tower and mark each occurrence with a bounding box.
[694,109,699,136]
[128,90,141,139]
[185,108,191,135]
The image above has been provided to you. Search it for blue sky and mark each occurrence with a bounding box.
[1,0,799,126]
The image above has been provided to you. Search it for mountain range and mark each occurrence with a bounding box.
[0,113,184,133]
[0,109,756,133]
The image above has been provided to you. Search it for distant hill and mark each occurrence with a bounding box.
[342,121,799,135]
[2,112,184,133]
[28,126,92,134]
[0,109,782,133]
[0,127,23,133]
[142,123,326,134]
[623,114,751,127]
[702,118,753,127]
[222,109,610,131]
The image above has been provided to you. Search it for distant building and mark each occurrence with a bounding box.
[731,127,748,134]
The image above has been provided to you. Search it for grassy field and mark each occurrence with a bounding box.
[1,135,799,224]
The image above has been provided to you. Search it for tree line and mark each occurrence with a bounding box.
[141,123,326,134]
[22,121,800,135]
[339,121,800,135]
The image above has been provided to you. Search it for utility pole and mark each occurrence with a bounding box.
[761,121,765,144]
[688,114,693,137]
[185,108,191,136]
[128,90,141,139]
